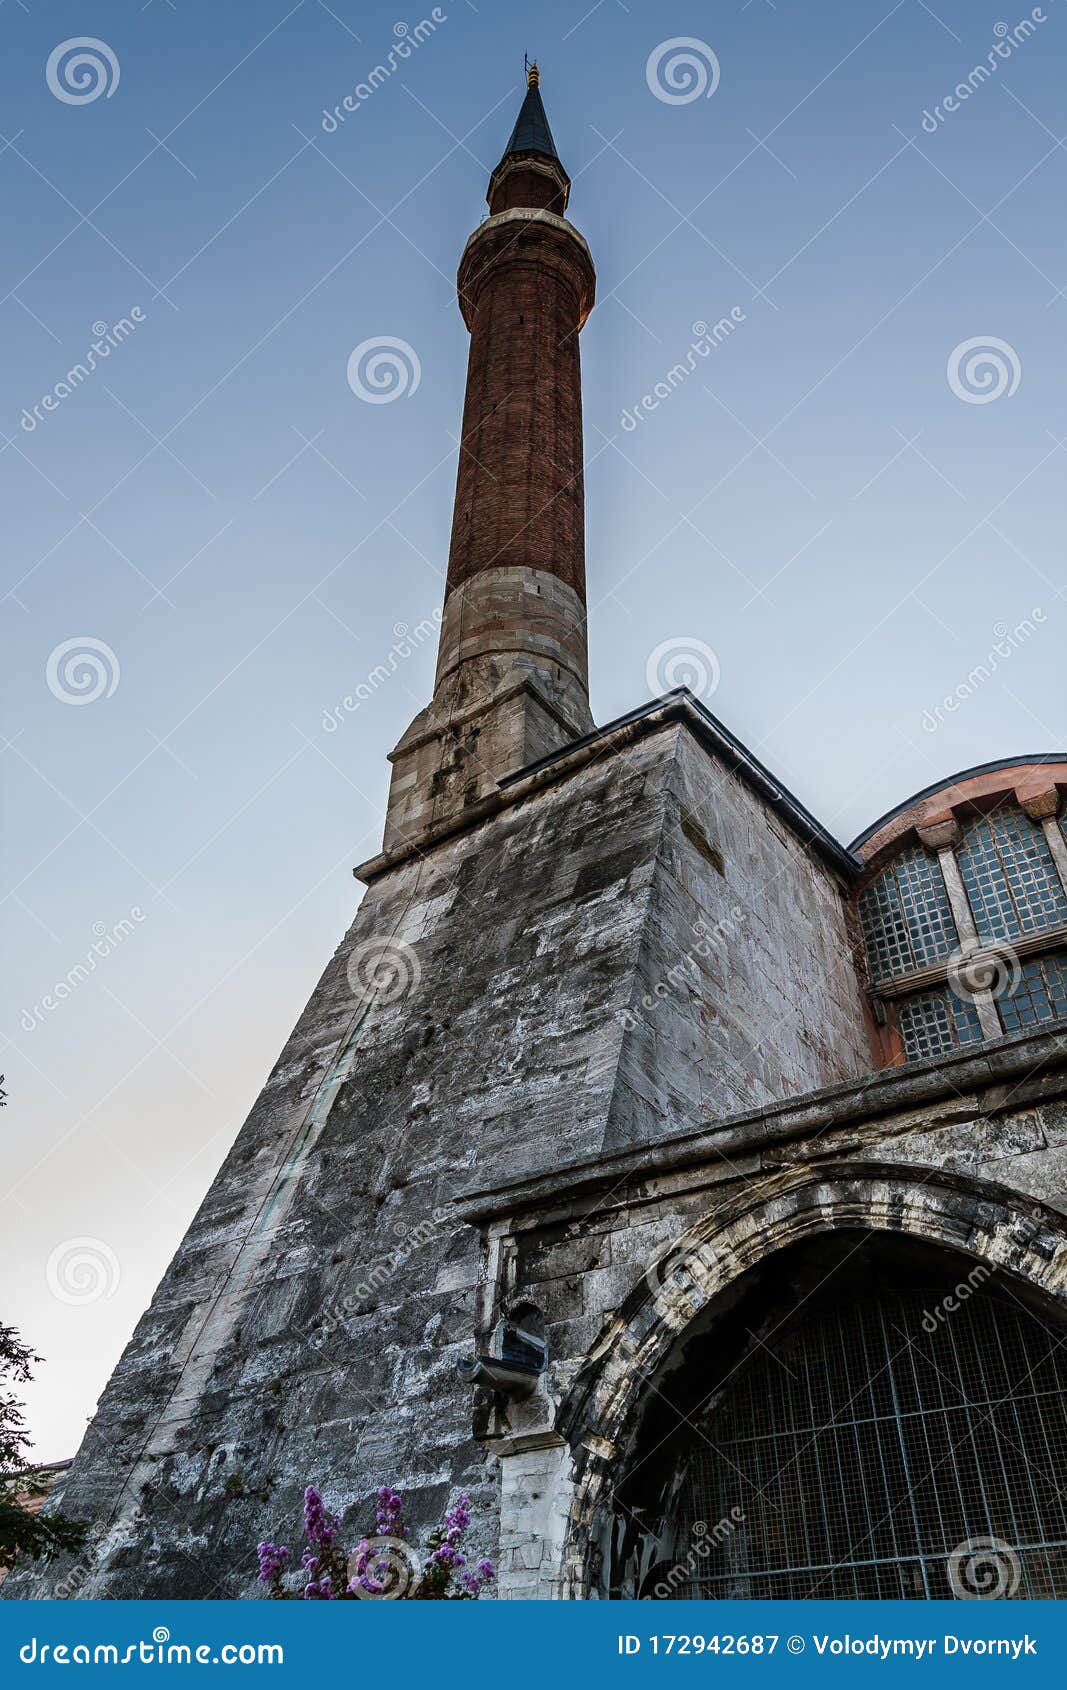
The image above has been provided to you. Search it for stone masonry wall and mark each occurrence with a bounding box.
[608,728,871,1147]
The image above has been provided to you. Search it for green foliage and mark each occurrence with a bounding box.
[0,1322,87,1571]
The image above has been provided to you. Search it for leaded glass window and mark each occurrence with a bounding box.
[898,988,983,1062]
[957,812,1067,941]
[998,951,1067,1034]
[859,848,958,983]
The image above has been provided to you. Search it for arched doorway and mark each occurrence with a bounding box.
[602,1231,1067,1599]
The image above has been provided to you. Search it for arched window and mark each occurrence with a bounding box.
[857,811,1067,1064]
[613,1236,1067,1600]
[957,812,1067,941]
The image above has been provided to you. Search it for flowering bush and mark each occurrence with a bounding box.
[256,1483,494,1600]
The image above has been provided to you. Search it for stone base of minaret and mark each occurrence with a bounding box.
[383,567,594,852]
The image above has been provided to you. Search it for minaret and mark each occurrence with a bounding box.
[384,64,597,853]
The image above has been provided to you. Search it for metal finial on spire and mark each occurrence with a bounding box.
[526,56,540,88]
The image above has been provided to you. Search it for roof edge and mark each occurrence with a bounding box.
[849,753,1067,852]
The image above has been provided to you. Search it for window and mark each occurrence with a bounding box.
[999,951,1067,1034]
[859,809,1067,1063]
[957,812,1067,941]
[859,848,958,983]
[898,988,983,1062]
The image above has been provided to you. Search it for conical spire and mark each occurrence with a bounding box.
[488,61,570,215]
[497,61,560,166]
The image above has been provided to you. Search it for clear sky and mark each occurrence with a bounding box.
[2,0,1063,1460]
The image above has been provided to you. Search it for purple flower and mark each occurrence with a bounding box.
[373,1486,406,1537]
[255,1542,289,1586]
[303,1484,341,1548]
[443,1495,471,1541]
[303,1573,335,1600]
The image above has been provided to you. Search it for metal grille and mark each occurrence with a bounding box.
[860,848,958,982]
[898,987,983,1062]
[669,1287,1067,1599]
[957,813,1067,941]
[999,951,1067,1035]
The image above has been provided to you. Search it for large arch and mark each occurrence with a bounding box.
[556,1163,1067,1598]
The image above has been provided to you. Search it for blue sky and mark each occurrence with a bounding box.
[2,0,1064,1457]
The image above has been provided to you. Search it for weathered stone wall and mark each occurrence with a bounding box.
[7,712,874,1600]
[608,726,871,1147]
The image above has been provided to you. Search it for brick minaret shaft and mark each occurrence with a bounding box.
[384,66,597,854]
